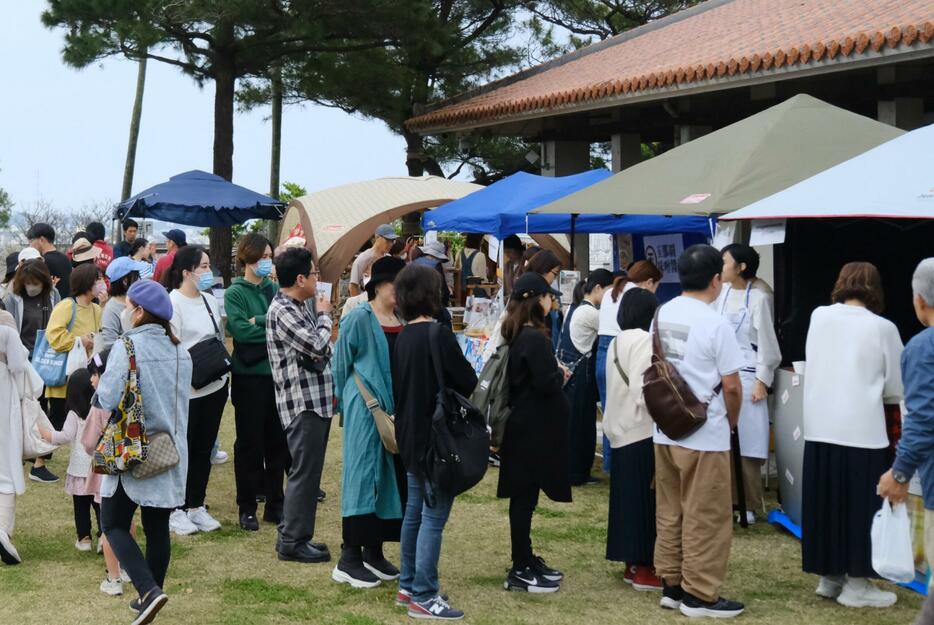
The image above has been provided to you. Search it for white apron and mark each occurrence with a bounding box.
[720,284,769,459]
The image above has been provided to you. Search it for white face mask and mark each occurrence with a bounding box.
[25,283,43,297]
[120,305,138,332]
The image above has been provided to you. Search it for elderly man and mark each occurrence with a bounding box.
[348,224,398,297]
[878,258,934,625]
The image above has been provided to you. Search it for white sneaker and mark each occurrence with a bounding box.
[836,577,897,608]
[96,539,104,554]
[120,568,132,583]
[169,509,199,535]
[745,511,756,525]
[815,575,845,599]
[100,577,124,596]
[75,538,93,552]
[211,449,229,465]
[187,506,221,532]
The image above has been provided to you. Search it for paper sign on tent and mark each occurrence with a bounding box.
[680,193,711,204]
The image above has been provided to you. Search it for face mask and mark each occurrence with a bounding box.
[25,284,42,297]
[92,279,107,298]
[196,271,215,291]
[121,305,139,331]
[255,258,273,278]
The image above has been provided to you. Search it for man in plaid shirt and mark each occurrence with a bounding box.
[266,247,334,564]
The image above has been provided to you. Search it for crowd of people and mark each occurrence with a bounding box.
[0,218,933,625]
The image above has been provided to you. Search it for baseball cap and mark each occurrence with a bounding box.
[106,256,150,282]
[512,272,561,300]
[17,247,41,263]
[162,229,187,246]
[374,224,399,240]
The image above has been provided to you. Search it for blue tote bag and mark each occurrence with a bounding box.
[31,298,77,388]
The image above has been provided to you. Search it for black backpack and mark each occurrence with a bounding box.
[425,323,489,498]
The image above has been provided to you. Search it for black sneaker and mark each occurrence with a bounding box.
[488,452,502,467]
[532,555,563,582]
[0,529,22,565]
[317,489,326,502]
[129,597,141,613]
[660,582,684,610]
[331,560,381,589]
[504,564,560,594]
[130,589,168,625]
[239,512,259,532]
[363,556,400,581]
[29,466,59,483]
[679,592,744,618]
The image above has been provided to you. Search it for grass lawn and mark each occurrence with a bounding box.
[0,405,923,624]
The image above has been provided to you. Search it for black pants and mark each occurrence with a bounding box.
[38,397,67,461]
[509,488,540,568]
[73,495,101,540]
[231,374,289,516]
[565,359,597,485]
[279,411,331,551]
[185,382,228,510]
[101,480,171,598]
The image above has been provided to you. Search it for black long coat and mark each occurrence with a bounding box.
[497,326,572,503]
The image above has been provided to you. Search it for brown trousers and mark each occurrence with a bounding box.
[731,456,765,514]
[654,444,733,603]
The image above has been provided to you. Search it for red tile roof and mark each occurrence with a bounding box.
[407,0,934,132]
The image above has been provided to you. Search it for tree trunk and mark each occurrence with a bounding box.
[267,63,284,243]
[211,46,236,284]
[402,130,430,237]
[121,57,147,203]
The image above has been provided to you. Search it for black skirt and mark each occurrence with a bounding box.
[606,437,656,565]
[801,441,887,578]
[342,455,407,547]
[565,355,598,485]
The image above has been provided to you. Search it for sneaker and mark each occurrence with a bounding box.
[679,592,745,618]
[75,538,93,552]
[100,577,124,596]
[29,466,59,483]
[318,489,326,502]
[131,589,168,625]
[532,555,563,582]
[836,577,897,608]
[210,449,229,465]
[187,506,221,532]
[408,595,464,620]
[623,563,636,586]
[121,568,132,583]
[660,582,684,610]
[632,565,663,592]
[169,509,198,536]
[0,529,22,565]
[488,452,502,467]
[363,547,401,581]
[331,562,381,589]
[239,512,259,532]
[504,564,560,594]
[815,575,845,599]
[129,597,141,613]
[396,589,412,607]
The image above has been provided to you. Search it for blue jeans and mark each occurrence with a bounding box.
[596,336,614,472]
[400,473,454,603]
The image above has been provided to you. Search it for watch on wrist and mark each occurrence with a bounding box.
[892,470,910,485]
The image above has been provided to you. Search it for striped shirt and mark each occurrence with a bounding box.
[266,291,334,428]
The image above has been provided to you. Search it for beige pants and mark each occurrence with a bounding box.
[731,456,765,514]
[654,444,733,603]
[0,493,14,536]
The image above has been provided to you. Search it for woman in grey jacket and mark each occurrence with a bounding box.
[97,279,192,625]
[2,259,60,357]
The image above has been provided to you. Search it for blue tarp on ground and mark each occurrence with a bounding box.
[422,170,712,238]
[116,170,284,227]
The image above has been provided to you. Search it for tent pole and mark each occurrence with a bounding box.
[570,213,577,270]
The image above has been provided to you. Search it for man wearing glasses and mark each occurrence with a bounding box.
[266,248,335,564]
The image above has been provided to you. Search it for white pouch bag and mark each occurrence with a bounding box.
[870,498,916,583]
[65,337,88,377]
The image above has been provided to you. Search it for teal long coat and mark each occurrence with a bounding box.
[333,302,402,520]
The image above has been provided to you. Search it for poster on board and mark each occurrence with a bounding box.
[642,234,684,284]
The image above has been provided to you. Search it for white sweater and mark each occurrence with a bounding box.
[604,329,654,448]
[169,290,228,399]
[803,303,904,449]
[569,302,600,355]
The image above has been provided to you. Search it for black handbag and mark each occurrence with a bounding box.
[424,323,489,499]
[188,295,232,390]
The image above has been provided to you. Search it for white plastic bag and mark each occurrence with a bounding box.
[21,397,57,460]
[65,337,88,377]
[871,498,916,583]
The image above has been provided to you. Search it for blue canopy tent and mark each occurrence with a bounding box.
[115,170,285,227]
[422,170,712,239]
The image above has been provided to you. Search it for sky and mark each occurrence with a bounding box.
[0,2,409,217]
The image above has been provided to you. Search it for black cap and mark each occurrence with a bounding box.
[366,256,406,299]
[162,229,187,246]
[512,271,561,300]
[4,252,18,282]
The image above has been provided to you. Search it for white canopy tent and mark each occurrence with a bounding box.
[722,123,934,221]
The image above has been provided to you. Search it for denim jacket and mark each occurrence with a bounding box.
[98,324,193,509]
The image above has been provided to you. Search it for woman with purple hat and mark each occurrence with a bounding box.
[98,278,193,625]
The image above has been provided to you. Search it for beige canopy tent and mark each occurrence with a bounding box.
[533,94,903,217]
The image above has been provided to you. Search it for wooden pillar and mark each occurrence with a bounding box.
[541,140,590,272]
[877,97,924,130]
[674,125,711,147]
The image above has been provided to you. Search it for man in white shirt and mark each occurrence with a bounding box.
[653,244,745,618]
[348,224,398,297]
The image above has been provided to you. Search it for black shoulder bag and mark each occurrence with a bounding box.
[188,294,232,390]
[424,323,489,499]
